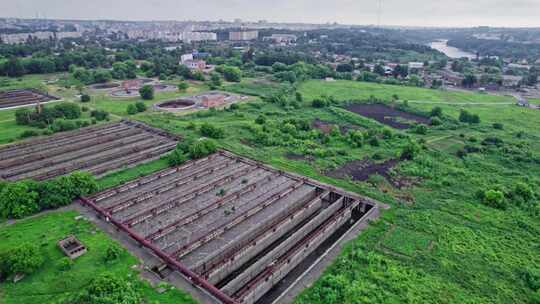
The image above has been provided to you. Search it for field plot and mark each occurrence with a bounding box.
[0,89,60,109]
[0,120,179,181]
[80,150,381,304]
[345,103,429,129]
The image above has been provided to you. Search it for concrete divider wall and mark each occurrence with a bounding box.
[206,195,323,285]
[199,188,320,274]
[240,209,352,304]
[222,196,345,296]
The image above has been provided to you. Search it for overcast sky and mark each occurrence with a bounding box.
[2,0,539,27]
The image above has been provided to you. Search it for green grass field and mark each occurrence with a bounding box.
[0,211,196,304]
[1,78,539,304]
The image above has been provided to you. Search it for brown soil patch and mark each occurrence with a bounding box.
[312,119,358,134]
[285,152,314,161]
[327,158,410,188]
[345,103,429,129]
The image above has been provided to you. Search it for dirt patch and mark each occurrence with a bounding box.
[345,103,429,129]
[285,152,314,161]
[327,158,410,188]
[312,119,358,134]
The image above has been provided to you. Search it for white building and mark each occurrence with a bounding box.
[181,31,217,43]
[181,54,194,64]
[263,34,297,44]
[0,31,82,44]
[229,30,258,41]
[408,62,425,70]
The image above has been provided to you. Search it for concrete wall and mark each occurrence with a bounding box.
[240,209,352,304]
[222,196,345,296]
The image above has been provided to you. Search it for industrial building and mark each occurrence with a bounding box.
[229,30,259,41]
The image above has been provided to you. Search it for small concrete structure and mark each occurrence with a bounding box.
[58,235,87,259]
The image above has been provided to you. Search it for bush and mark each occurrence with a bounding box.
[126,104,138,115]
[90,109,109,121]
[189,139,218,159]
[0,181,39,219]
[138,85,154,100]
[104,244,123,262]
[483,189,506,209]
[414,124,428,135]
[51,119,78,132]
[430,106,443,117]
[168,149,188,166]
[430,117,442,126]
[523,268,540,291]
[482,136,504,146]
[80,94,91,103]
[58,257,74,271]
[3,243,44,277]
[459,109,480,124]
[54,103,82,120]
[493,122,504,130]
[312,98,329,108]
[135,101,147,113]
[65,273,142,304]
[177,81,189,92]
[19,130,40,139]
[200,123,225,139]
[401,141,421,160]
[513,182,534,204]
[368,137,380,147]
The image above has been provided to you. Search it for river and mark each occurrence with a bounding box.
[429,39,477,59]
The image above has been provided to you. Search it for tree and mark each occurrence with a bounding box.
[80,94,91,103]
[200,123,225,139]
[483,189,506,209]
[135,101,147,113]
[65,273,141,304]
[4,57,25,77]
[189,139,218,159]
[138,85,154,100]
[336,63,354,73]
[0,181,39,219]
[177,81,189,92]
[92,69,112,83]
[168,149,188,166]
[400,141,421,160]
[373,64,385,76]
[222,65,242,82]
[414,124,428,135]
[3,244,44,276]
[462,74,477,88]
[430,106,443,117]
[209,72,222,88]
[126,104,138,115]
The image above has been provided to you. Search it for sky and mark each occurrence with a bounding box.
[1,0,540,27]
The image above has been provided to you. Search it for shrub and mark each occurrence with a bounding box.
[229,103,240,111]
[3,243,44,276]
[19,130,40,139]
[168,149,188,166]
[54,103,82,120]
[513,182,534,204]
[522,268,540,291]
[65,273,141,304]
[90,109,109,121]
[189,139,218,159]
[0,181,39,219]
[414,124,428,135]
[368,137,380,147]
[430,106,443,117]
[483,189,506,209]
[401,141,421,160]
[312,98,329,108]
[459,109,480,124]
[58,257,74,271]
[177,82,189,92]
[104,244,123,262]
[430,117,442,126]
[255,115,267,125]
[493,122,504,130]
[482,136,504,146]
[51,119,78,132]
[134,101,147,113]
[126,104,138,115]
[138,84,154,100]
[200,123,225,139]
[80,94,91,103]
